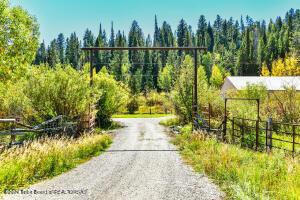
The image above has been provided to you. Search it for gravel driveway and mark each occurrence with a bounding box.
[4,118,223,200]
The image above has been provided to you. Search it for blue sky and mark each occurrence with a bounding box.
[10,0,300,45]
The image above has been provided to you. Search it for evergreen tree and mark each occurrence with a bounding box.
[34,41,47,65]
[197,15,207,47]
[177,19,189,55]
[206,23,214,52]
[153,15,160,47]
[83,29,94,47]
[141,35,153,90]
[160,21,174,66]
[128,20,145,93]
[65,32,81,69]
[109,22,115,60]
[110,30,129,82]
[57,33,65,64]
[47,39,59,67]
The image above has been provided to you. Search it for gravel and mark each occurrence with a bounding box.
[4,118,224,200]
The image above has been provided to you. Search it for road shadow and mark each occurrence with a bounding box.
[105,149,178,152]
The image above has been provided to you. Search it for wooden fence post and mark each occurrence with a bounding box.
[241,118,245,147]
[265,121,268,153]
[232,117,235,143]
[10,121,16,145]
[256,120,259,151]
[223,99,227,142]
[267,118,273,153]
[292,125,295,157]
[208,103,211,131]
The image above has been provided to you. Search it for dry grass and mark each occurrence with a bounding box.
[0,133,112,194]
[174,125,300,200]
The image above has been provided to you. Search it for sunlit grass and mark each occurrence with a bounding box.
[159,117,180,126]
[173,125,300,200]
[0,133,112,194]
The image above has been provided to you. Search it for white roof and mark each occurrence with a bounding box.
[224,76,300,91]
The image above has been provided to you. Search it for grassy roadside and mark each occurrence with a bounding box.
[163,120,300,199]
[0,132,112,194]
[112,113,172,118]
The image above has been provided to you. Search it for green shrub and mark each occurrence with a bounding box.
[25,65,97,123]
[94,69,129,127]
[127,97,139,114]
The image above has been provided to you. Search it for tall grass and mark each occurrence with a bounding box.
[174,126,300,200]
[0,133,112,194]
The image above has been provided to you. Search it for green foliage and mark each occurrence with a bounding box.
[26,65,96,122]
[126,97,138,114]
[171,55,193,123]
[0,133,112,193]
[159,117,180,126]
[158,64,174,92]
[0,64,96,124]
[210,64,226,88]
[0,0,39,80]
[174,131,300,200]
[94,70,129,126]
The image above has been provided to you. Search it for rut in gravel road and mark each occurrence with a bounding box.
[4,118,224,200]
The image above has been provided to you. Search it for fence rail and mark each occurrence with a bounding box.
[0,116,78,149]
[195,104,300,157]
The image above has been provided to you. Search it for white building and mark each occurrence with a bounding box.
[221,76,300,95]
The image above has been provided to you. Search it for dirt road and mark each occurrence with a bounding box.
[4,118,223,200]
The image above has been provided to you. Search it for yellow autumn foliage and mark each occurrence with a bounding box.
[262,56,300,76]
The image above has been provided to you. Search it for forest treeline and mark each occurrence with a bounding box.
[34,9,300,93]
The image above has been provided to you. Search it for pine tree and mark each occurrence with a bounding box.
[65,32,81,69]
[206,23,214,52]
[34,41,47,65]
[47,39,59,67]
[109,22,115,60]
[153,15,160,47]
[213,15,223,52]
[110,30,129,82]
[159,21,174,66]
[177,19,189,55]
[197,15,207,47]
[128,20,145,93]
[94,24,106,72]
[83,29,94,47]
[141,35,153,90]
[57,33,65,64]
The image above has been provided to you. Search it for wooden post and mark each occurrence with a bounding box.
[90,50,93,87]
[232,117,235,143]
[10,122,16,145]
[292,125,295,157]
[193,49,198,120]
[241,118,245,147]
[265,121,268,153]
[223,99,228,141]
[267,118,273,152]
[208,103,211,131]
[256,120,259,151]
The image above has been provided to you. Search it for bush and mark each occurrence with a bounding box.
[25,65,96,123]
[94,68,129,127]
[127,97,139,114]
[0,65,97,125]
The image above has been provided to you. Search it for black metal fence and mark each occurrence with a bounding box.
[230,117,300,156]
[196,104,300,157]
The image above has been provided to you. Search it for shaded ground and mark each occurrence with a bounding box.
[4,118,223,200]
